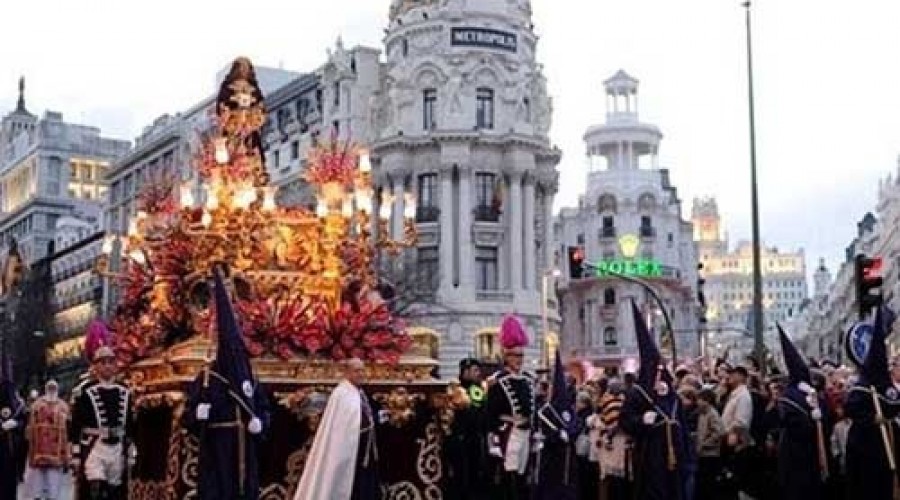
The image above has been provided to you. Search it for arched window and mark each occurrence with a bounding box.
[598,193,617,214]
[603,327,618,346]
[603,288,616,306]
[638,193,656,211]
[476,88,495,129]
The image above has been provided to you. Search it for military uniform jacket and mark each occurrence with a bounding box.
[69,378,133,459]
[486,370,536,449]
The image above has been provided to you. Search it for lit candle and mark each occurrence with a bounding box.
[127,218,138,237]
[262,187,277,212]
[136,210,149,221]
[101,235,115,255]
[379,193,392,221]
[180,183,195,209]
[355,187,373,214]
[129,248,146,265]
[316,199,328,218]
[201,210,212,228]
[205,186,219,210]
[342,198,353,218]
[359,150,372,173]
[214,138,229,165]
[403,193,416,220]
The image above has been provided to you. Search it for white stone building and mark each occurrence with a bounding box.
[371,0,561,376]
[555,71,700,370]
[0,79,129,265]
[692,197,809,360]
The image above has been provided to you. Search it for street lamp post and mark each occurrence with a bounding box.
[541,268,561,370]
[586,264,677,366]
[743,0,767,373]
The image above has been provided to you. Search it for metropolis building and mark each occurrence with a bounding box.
[372,0,562,376]
[554,71,700,370]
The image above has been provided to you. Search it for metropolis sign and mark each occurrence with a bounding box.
[451,27,518,53]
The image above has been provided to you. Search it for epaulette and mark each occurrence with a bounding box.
[71,378,96,399]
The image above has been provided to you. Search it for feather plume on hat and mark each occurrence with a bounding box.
[499,314,528,350]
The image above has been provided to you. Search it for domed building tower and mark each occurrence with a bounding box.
[372,0,561,375]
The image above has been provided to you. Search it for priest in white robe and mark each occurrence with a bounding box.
[294,358,380,500]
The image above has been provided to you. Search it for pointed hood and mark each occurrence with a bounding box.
[538,350,578,436]
[211,267,257,412]
[777,323,811,385]
[861,306,894,391]
[631,300,671,389]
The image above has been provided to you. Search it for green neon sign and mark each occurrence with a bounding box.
[595,259,663,278]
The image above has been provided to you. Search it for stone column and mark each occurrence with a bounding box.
[542,179,555,270]
[458,167,473,290]
[392,174,405,240]
[523,175,536,290]
[439,165,455,295]
[509,172,523,291]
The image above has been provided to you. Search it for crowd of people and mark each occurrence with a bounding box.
[446,305,900,500]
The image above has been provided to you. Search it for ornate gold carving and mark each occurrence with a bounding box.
[373,388,425,428]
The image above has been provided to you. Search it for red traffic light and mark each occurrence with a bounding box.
[573,247,584,263]
[862,257,883,281]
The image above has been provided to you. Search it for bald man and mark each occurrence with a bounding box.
[294,359,381,500]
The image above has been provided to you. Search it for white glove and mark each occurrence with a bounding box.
[799,382,815,394]
[643,411,657,425]
[196,403,211,421]
[489,446,504,458]
[378,409,390,425]
[811,408,822,421]
[1,419,17,431]
[247,417,262,435]
[127,444,137,467]
[560,430,569,443]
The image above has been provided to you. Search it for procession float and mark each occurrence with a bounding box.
[96,57,451,499]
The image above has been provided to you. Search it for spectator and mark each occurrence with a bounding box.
[696,389,725,500]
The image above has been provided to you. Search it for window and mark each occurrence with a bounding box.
[291,141,300,160]
[640,216,654,237]
[603,327,618,346]
[401,38,409,57]
[273,150,280,168]
[601,216,615,238]
[423,89,437,130]
[523,97,531,122]
[475,173,496,207]
[576,233,585,245]
[476,88,495,129]
[603,288,616,306]
[476,246,499,291]
[333,82,341,107]
[416,247,439,291]
[416,173,439,222]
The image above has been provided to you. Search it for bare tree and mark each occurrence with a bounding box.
[376,251,454,319]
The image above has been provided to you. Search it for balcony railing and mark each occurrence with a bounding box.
[474,204,501,223]
[416,205,440,223]
[600,226,616,239]
[640,226,656,238]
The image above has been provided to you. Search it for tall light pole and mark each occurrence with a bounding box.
[541,268,561,370]
[744,0,766,371]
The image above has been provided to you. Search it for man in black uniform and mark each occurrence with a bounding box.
[486,315,537,500]
[446,358,488,499]
[70,345,134,500]
[0,348,25,500]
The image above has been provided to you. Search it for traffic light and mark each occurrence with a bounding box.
[568,246,585,279]
[855,254,884,319]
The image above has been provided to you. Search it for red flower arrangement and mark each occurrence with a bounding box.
[304,138,358,188]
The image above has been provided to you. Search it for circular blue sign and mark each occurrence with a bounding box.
[845,322,874,368]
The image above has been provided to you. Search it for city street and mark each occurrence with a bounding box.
[2,0,900,499]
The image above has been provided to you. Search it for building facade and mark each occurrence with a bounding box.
[372,0,561,376]
[47,218,105,386]
[555,71,700,369]
[692,197,809,358]
[0,80,129,265]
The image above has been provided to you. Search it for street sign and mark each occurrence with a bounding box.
[845,321,874,369]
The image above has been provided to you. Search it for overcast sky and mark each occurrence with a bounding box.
[1,0,899,278]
